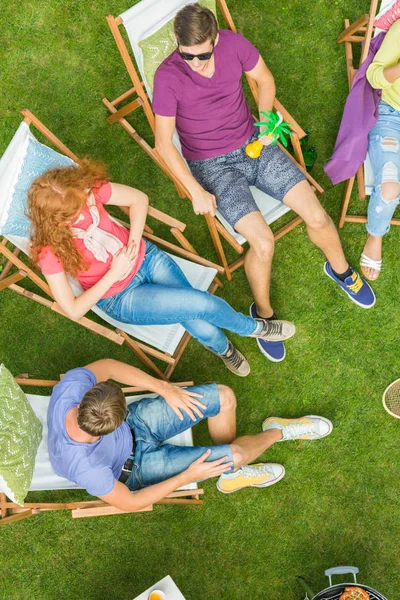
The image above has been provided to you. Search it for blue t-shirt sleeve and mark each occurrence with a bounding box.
[60,367,97,388]
[76,467,116,497]
[235,32,260,72]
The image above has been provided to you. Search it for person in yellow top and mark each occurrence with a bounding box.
[361,20,400,280]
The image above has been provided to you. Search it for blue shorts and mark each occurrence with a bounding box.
[187,131,305,228]
[125,383,234,490]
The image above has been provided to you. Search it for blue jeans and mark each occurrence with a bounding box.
[367,101,400,236]
[125,384,234,490]
[97,241,258,355]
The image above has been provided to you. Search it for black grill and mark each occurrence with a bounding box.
[313,583,388,600]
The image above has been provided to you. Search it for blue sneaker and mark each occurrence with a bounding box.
[249,303,286,362]
[323,262,376,309]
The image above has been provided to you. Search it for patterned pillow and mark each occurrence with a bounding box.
[1,134,76,238]
[374,0,400,30]
[138,0,217,93]
[0,364,43,506]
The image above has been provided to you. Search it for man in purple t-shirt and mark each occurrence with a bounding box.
[47,358,333,508]
[154,3,375,363]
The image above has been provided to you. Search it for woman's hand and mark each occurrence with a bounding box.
[163,384,206,421]
[109,242,138,281]
[185,450,233,482]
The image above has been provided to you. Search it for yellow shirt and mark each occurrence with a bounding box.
[366,20,400,110]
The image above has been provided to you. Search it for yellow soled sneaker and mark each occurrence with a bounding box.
[216,463,285,494]
[262,415,333,441]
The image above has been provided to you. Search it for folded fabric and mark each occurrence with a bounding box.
[324,33,385,185]
[374,0,400,31]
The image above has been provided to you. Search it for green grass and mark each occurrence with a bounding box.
[1,1,400,599]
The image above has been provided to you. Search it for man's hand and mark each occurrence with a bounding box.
[185,450,233,482]
[191,187,217,217]
[163,384,206,421]
[259,134,274,147]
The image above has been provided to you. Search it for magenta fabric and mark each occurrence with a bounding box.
[152,30,260,160]
[324,34,385,185]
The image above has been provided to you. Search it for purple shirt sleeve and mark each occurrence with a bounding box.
[235,33,260,72]
[153,67,179,117]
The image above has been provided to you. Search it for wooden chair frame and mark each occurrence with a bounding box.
[0,109,225,381]
[337,0,400,229]
[0,377,203,525]
[102,0,324,280]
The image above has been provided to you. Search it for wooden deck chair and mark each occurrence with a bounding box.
[337,0,400,229]
[0,376,203,525]
[0,110,224,381]
[102,0,324,280]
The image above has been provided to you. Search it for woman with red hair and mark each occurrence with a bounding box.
[27,160,295,378]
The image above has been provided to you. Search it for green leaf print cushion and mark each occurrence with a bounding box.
[0,364,43,506]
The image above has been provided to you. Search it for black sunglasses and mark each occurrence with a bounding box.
[178,45,214,61]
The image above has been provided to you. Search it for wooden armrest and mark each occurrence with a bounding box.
[147,206,186,232]
[114,205,186,232]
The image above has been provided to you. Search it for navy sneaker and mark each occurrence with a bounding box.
[324,262,376,309]
[249,303,286,362]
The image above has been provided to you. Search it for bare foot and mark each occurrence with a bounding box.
[361,235,382,280]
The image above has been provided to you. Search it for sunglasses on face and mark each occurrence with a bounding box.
[178,45,214,61]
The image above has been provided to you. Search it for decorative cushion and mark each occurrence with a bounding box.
[1,134,75,238]
[374,0,400,30]
[138,0,217,92]
[0,364,43,505]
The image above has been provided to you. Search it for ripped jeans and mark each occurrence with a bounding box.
[367,101,400,236]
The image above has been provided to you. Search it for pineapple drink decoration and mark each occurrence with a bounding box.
[246,110,292,158]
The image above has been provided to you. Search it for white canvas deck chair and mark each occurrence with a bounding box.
[0,377,203,525]
[102,0,324,280]
[337,0,400,229]
[0,110,223,380]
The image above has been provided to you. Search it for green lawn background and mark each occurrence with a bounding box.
[1,1,400,599]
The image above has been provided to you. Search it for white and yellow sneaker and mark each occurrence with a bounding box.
[216,463,285,494]
[262,415,333,441]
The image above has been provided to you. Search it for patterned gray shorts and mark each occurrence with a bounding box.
[187,131,306,228]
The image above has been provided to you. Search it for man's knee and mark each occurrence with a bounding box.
[248,231,275,262]
[305,207,332,230]
[217,384,236,412]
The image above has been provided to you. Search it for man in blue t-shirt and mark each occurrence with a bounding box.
[48,358,333,509]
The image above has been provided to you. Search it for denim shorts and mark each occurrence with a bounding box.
[187,130,305,228]
[367,101,400,236]
[124,383,234,491]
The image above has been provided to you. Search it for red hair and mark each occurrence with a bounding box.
[27,158,108,276]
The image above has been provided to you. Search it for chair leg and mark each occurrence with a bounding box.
[204,215,232,280]
[360,0,379,64]
[339,177,355,228]
[0,510,33,525]
[163,333,192,379]
[118,331,169,380]
[356,167,366,201]
[291,133,306,169]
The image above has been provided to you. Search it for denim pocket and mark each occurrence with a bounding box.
[97,294,118,314]
[379,102,397,116]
